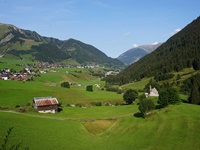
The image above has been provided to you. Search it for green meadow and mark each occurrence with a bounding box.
[1,104,200,150]
[0,61,200,150]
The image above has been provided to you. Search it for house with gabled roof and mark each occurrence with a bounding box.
[33,97,59,113]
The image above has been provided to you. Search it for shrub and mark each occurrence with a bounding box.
[90,102,96,106]
[86,85,93,92]
[66,103,71,107]
[138,94,146,101]
[106,86,119,92]
[75,103,82,107]
[95,102,102,106]
[138,99,155,117]
[25,102,31,106]
[0,106,10,110]
[90,102,102,106]
[15,105,20,108]
[115,102,119,106]
[61,82,70,88]
[105,102,111,106]
[123,89,138,104]
[18,108,26,113]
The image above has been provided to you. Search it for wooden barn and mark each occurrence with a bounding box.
[33,97,59,113]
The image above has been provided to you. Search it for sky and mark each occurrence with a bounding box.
[0,0,200,58]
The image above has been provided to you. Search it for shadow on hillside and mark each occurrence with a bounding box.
[181,99,189,103]
[133,112,143,118]
[155,105,162,110]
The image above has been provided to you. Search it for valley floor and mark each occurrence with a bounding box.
[0,103,200,150]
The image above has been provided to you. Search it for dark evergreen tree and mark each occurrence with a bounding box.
[158,90,169,108]
[180,73,200,94]
[192,58,200,70]
[189,84,200,104]
[158,87,180,108]
[176,74,181,81]
[123,89,138,104]
[144,79,160,93]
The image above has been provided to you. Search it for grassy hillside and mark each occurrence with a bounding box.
[0,24,124,67]
[1,103,200,150]
[0,65,122,108]
[0,60,200,150]
[120,68,199,92]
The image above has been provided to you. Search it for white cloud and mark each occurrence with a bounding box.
[170,28,181,35]
[152,42,159,45]
[162,28,182,38]
[133,44,138,48]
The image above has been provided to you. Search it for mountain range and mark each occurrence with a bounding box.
[104,16,200,85]
[117,43,162,65]
[0,23,124,68]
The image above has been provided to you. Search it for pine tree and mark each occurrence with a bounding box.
[192,58,200,70]
[189,84,200,104]
[158,87,180,107]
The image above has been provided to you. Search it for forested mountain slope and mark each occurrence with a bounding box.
[105,16,200,85]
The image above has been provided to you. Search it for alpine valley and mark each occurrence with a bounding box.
[1,14,200,150]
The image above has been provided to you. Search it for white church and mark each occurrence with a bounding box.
[145,85,159,97]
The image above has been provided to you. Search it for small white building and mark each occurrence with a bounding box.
[145,85,159,97]
[1,74,8,80]
[149,85,159,96]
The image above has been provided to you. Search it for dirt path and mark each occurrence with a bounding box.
[0,110,83,121]
[0,110,133,122]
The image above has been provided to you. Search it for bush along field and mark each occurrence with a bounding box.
[0,63,200,149]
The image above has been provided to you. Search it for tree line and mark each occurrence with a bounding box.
[103,16,200,85]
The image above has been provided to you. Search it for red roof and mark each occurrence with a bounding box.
[34,98,58,107]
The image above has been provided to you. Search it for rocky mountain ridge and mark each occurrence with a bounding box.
[117,43,162,64]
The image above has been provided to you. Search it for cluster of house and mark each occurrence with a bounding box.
[0,68,39,81]
[35,62,98,69]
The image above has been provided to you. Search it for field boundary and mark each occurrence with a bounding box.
[0,110,133,122]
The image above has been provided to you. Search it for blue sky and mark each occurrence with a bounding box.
[0,0,200,58]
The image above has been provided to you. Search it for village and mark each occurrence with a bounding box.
[0,62,123,115]
[0,67,39,81]
[0,62,119,81]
